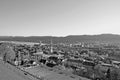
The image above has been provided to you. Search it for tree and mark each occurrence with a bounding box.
[0,43,16,63]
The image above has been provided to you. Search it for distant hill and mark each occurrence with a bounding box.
[0,34,120,43]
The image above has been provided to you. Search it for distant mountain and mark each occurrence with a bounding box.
[0,34,120,43]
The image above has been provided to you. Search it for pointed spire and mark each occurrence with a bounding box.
[50,38,53,53]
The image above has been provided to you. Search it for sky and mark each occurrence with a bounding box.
[0,0,120,36]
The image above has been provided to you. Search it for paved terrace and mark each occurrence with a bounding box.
[24,65,90,80]
[0,59,90,80]
[0,60,39,80]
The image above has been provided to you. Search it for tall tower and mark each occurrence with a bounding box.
[50,38,53,54]
[39,41,42,46]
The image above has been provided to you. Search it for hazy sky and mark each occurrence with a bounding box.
[0,0,120,36]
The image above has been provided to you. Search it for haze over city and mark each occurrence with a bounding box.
[0,0,120,36]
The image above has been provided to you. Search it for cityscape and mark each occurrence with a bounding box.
[1,0,120,80]
[0,35,120,80]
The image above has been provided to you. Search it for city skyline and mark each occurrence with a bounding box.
[0,0,120,36]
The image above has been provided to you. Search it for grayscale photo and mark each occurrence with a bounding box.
[0,0,120,80]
